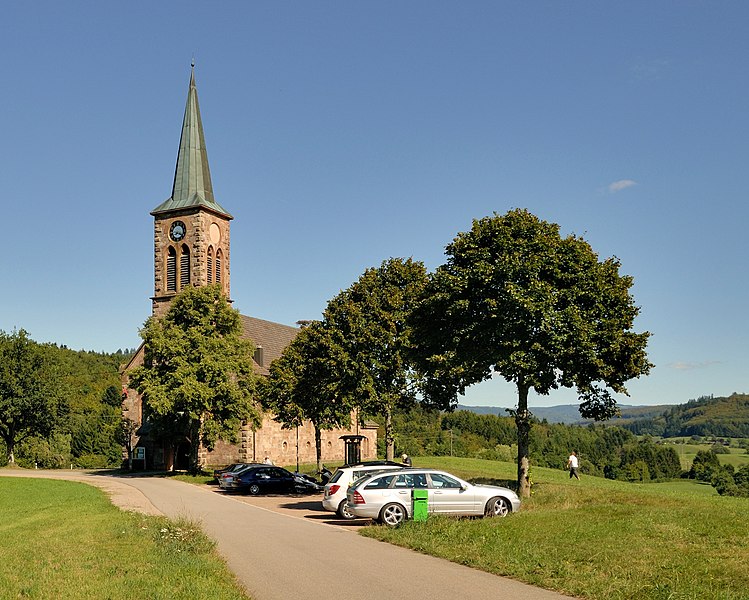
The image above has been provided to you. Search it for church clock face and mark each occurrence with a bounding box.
[169,220,186,242]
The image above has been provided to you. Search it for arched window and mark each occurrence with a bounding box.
[166,247,177,292]
[216,249,223,284]
[180,245,190,288]
[207,246,214,283]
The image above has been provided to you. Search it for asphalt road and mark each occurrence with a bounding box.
[1,471,577,600]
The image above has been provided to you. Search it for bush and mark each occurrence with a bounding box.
[74,453,114,469]
[689,449,721,481]
[622,460,650,482]
[16,434,72,469]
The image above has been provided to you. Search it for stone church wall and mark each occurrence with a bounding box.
[203,416,376,467]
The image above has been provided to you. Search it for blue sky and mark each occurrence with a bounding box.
[1,2,747,409]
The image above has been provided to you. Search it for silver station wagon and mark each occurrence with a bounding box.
[346,468,521,526]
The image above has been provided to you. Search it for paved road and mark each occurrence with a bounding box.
[1,470,577,600]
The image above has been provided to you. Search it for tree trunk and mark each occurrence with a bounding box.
[384,405,394,461]
[188,418,202,474]
[314,424,322,472]
[515,383,532,498]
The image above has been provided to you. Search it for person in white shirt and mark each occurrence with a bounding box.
[567,451,580,480]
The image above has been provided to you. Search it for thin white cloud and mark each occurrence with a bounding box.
[668,360,722,371]
[630,58,671,81]
[608,179,637,194]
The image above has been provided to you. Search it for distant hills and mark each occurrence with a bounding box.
[458,393,749,438]
[457,403,668,424]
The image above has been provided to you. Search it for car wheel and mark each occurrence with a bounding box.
[485,496,510,517]
[379,503,406,527]
[337,499,356,520]
[248,483,261,496]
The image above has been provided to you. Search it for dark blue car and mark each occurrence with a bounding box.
[224,465,303,495]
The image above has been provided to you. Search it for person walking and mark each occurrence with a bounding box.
[401,453,412,466]
[567,451,580,480]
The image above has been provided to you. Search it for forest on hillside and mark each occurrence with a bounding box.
[375,406,683,483]
[620,394,749,437]
[0,337,133,469]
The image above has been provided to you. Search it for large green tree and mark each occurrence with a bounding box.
[128,285,260,472]
[324,258,428,460]
[411,209,652,496]
[260,320,353,471]
[0,329,67,464]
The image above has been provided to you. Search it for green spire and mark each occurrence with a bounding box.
[152,65,232,218]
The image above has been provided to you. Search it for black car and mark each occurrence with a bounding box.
[224,465,305,495]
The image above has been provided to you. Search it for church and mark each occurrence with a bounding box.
[121,66,377,470]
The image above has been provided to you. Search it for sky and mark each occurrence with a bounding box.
[1,2,747,409]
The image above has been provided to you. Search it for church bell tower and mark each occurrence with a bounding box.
[150,65,233,318]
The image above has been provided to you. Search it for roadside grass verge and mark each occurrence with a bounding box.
[0,477,250,600]
[361,456,749,600]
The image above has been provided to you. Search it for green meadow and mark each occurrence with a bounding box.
[363,456,749,600]
[4,456,749,600]
[665,441,749,470]
[0,477,249,600]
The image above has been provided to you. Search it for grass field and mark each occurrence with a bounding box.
[663,441,749,471]
[7,458,748,600]
[0,477,250,600]
[361,456,749,600]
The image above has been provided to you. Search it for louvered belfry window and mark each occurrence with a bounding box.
[167,247,177,292]
[180,246,190,288]
[207,247,214,283]
[216,249,222,283]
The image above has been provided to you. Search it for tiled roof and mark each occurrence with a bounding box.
[239,314,299,375]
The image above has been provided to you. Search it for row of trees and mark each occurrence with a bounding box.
[259,209,651,495]
[130,209,651,496]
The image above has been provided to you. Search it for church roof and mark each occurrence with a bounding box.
[123,314,299,377]
[240,314,300,376]
[152,65,232,219]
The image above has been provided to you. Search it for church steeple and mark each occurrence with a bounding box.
[151,64,232,219]
[150,64,233,318]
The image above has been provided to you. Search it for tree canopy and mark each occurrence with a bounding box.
[323,257,428,460]
[260,320,354,470]
[128,285,260,472]
[411,209,652,495]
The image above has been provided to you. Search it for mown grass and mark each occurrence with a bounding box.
[361,456,749,600]
[0,477,250,600]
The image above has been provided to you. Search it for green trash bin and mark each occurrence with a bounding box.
[412,488,428,522]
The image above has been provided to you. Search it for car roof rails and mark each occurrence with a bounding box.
[341,460,407,468]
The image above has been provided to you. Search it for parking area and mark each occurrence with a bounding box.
[208,487,373,530]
